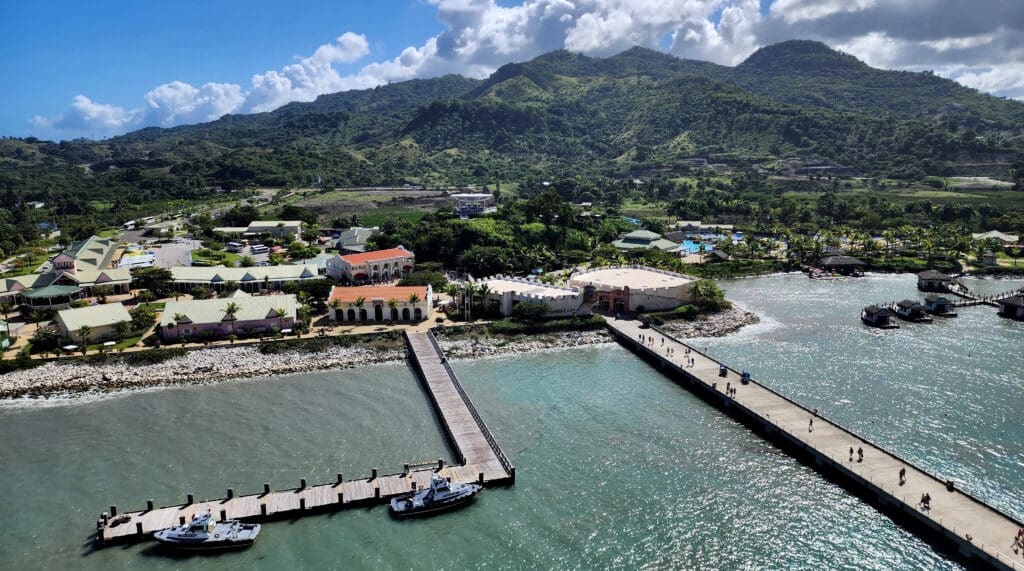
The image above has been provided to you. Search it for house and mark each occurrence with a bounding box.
[335,227,379,253]
[997,295,1024,320]
[289,253,334,275]
[145,219,182,236]
[820,255,866,276]
[923,294,957,317]
[980,251,999,266]
[895,299,932,323]
[706,249,730,263]
[213,220,303,240]
[168,265,323,293]
[861,305,898,328]
[55,303,132,343]
[971,230,1019,243]
[325,247,415,283]
[611,230,678,251]
[670,220,703,232]
[472,276,586,317]
[0,268,132,309]
[51,235,119,274]
[328,285,432,323]
[160,291,298,340]
[917,270,953,292]
[449,193,497,217]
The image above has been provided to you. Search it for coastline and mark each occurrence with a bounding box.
[0,309,760,401]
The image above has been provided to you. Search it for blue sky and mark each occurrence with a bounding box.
[5,0,1022,140]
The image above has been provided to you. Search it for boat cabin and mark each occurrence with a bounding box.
[862,305,897,328]
[189,513,216,533]
[896,299,931,322]
[997,295,1024,320]
[917,270,953,292]
[923,294,957,317]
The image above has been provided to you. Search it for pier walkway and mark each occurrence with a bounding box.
[607,318,1024,570]
[947,283,1022,307]
[96,330,513,545]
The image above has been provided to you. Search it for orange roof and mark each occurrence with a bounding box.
[329,285,428,303]
[339,247,413,265]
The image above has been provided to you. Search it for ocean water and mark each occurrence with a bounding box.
[0,273,1019,570]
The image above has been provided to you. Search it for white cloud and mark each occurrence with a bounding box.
[30,1,1024,136]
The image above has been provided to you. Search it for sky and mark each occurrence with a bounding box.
[4,0,1023,141]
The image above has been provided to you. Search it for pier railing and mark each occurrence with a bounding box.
[425,330,515,478]
[647,323,1024,532]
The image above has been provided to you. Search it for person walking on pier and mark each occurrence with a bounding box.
[808,418,814,432]
[857,447,864,462]
[849,447,854,462]
[899,467,907,485]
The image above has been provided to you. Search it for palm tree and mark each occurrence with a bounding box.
[387,298,399,321]
[273,307,287,332]
[407,292,421,305]
[223,301,240,336]
[173,312,187,341]
[328,299,342,322]
[353,296,366,321]
[0,300,12,322]
[137,289,156,305]
[77,325,93,353]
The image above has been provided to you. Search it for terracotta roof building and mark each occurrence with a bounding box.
[326,246,415,283]
[328,284,432,323]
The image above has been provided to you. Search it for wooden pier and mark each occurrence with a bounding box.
[95,330,513,545]
[607,318,1024,570]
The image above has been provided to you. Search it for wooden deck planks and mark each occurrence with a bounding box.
[607,318,1024,570]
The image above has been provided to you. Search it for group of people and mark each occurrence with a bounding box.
[849,446,864,463]
[724,382,737,398]
[1014,528,1024,552]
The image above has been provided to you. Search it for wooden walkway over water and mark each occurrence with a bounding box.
[607,318,1024,571]
[96,330,513,545]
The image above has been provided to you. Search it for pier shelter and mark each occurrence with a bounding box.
[917,270,953,292]
[861,305,897,328]
[820,255,866,276]
[923,294,957,317]
[895,299,931,322]
[996,295,1024,320]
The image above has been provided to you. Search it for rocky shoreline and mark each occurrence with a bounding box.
[658,307,760,338]
[0,309,759,400]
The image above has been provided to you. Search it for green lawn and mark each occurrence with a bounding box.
[191,250,242,267]
[358,209,426,226]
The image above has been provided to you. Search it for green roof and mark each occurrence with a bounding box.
[161,294,298,327]
[56,303,132,331]
[21,284,82,299]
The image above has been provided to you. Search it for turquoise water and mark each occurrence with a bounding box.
[0,273,1018,569]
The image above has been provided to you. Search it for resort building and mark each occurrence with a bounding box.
[861,305,898,328]
[923,294,957,317]
[472,276,587,317]
[168,265,323,293]
[669,221,735,233]
[0,268,132,309]
[290,253,334,275]
[213,220,303,240]
[325,247,415,283]
[144,219,182,236]
[997,296,1024,320]
[335,227,378,253]
[980,251,999,266]
[160,291,298,340]
[611,230,679,251]
[820,255,866,275]
[52,236,119,274]
[328,285,432,323]
[917,270,953,292]
[450,193,497,217]
[706,249,730,263]
[55,303,132,343]
[971,230,1019,243]
[568,266,695,313]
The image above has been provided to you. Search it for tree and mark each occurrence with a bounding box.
[131,267,174,298]
[692,279,729,312]
[273,307,287,332]
[172,312,187,340]
[387,298,399,321]
[223,301,240,336]
[93,285,113,303]
[239,256,256,267]
[77,325,93,353]
[136,289,157,305]
[114,320,131,340]
[328,299,342,322]
[407,293,421,305]
[0,301,11,322]
[512,301,548,322]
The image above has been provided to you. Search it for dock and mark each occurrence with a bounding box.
[95,330,513,545]
[606,318,1024,571]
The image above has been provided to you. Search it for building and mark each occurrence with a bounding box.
[971,230,1019,243]
[449,193,497,217]
[611,230,679,251]
[568,266,695,313]
[325,247,415,283]
[213,220,303,240]
[472,276,586,317]
[52,235,119,274]
[335,227,379,253]
[670,221,735,234]
[160,291,298,340]
[820,255,866,275]
[706,249,730,263]
[290,253,334,275]
[169,265,323,293]
[117,252,156,269]
[0,268,132,309]
[979,251,999,266]
[917,270,953,292]
[996,295,1024,320]
[145,219,182,236]
[923,294,957,317]
[55,303,132,343]
[895,299,932,322]
[328,285,432,323]
[861,305,898,328]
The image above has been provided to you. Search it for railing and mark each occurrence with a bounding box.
[423,330,515,478]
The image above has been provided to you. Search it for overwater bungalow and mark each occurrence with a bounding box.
[917,270,953,292]
[923,294,957,317]
[996,295,1024,320]
[861,305,899,328]
[895,299,933,323]
[820,255,866,277]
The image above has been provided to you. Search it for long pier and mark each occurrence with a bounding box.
[606,318,1024,570]
[95,330,513,545]
[947,283,1022,308]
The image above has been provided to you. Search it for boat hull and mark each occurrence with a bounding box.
[154,537,257,551]
[389,486,481,518]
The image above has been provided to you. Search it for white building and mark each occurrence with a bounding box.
[568,265,695,313]
[325,247,415,283]
[328,285,432,322]
[213,220,303,240]
[473,276,586,317]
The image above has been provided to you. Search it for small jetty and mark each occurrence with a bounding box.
[607,318,1024,570]
[95,330,513,546]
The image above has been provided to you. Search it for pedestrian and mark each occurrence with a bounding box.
[849,446,854,461]
[808,418,814,432]
[857,447,864,462]
[899,467,906,485]
[660,337,664,346]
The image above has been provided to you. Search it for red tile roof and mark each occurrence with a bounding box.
[339,247,413,265]
[328,285,428,303]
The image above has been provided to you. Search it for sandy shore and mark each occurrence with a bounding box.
[1,309,759,400]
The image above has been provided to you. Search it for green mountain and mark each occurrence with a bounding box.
[3,41,1022,213]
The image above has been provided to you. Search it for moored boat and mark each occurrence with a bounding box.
[389,474,481,517]
[153,512,260,551]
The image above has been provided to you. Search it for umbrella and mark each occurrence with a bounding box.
[103,341,116,347]
[62,345,78,351]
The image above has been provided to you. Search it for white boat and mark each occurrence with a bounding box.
[389,474,481,517]
[153,512,260,551]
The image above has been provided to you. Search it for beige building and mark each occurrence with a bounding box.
[55,303,133,343]
[568,265,695,313]
[161,290,298,340]
[328,285,432,322]
[213,220,303,240]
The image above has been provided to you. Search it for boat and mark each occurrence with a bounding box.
[153,512,260,551]
[861,305,899,329]
[389,474,481,517]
